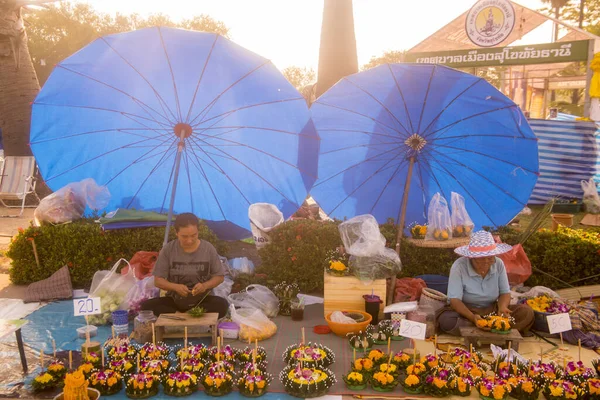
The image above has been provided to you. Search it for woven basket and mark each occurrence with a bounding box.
[419,288,448,313]
[406,237,470,248]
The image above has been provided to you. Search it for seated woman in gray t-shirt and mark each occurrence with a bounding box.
[141,213,228,318]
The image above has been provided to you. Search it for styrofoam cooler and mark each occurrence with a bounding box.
[248,203,284,249]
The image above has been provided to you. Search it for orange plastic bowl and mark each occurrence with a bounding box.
[325,310,372,337]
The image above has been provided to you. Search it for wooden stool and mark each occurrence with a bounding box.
[459,326,523,351]
[155,313,218,345]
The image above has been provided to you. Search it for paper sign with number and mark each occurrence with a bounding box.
[73,297,102,317]
[547,313,572,334]
[400,319,427,340]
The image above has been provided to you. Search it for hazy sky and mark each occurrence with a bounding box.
[77,0,546,71]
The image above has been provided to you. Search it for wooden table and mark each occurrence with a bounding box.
[155,313,218,345]
[460,326,523,351]
[0,319,29,373]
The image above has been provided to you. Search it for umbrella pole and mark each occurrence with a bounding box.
[163,131,186,247]
[389,156,415,304]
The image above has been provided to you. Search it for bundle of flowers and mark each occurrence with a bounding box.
[62,370,90,400]
[140,359,170,375]
[108,358,135,375]
[279,364,336,398]
[89,369,123,396]
[443,348,483,364]
[527,361,561,385]
[476,314,514,334]
[366,349,386,365]
[347,331,374,351]
[526,295,570,314]
[477,377,511,400]
[449,376,474,397]
[163,371,198,397]
[586,378,600,400]
[282,343,335,368]
[176,344,208,361]
[454,360,485,380]
[371,371,397,392]
[543,379,584,400]
[180,359,205,374]
[236,347,267,365]
[406,362,427,377]
[31,372,57,392]
[343,371,367,391]
[563,361,595,385]
[401,373,423,394]
[423,367,453,398]
[125,372,160,399]
[209,344,236,363]
[421,354,441,371]
[493,359,520,379]
[108,343,137,361]
[206,360,235,374]
[83,352,101,368]
[372,321,393,345]
[202,370,234,397]
[391,351,411,370]
[47,360,67,380]
[377,362,399,378]
[77,362,95,378]
[138,343,170,360]
[325,249,349,277]
[237,368,273,397]
[507,376,541,400]
[352,358,375,375]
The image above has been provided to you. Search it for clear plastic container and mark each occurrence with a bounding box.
[77,325,98,339]
[133,310,156,343]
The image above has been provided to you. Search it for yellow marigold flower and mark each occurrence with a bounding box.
[368,350,384,361]
[458,379,467,393]
[348,372,363,382]
[550,386,564,397]
[566,392,577,399]
[257,380,265,389]
[329,261,346,271]
[480,387,490,397]
[405,374,420,387]
[48,364,64,372]
[146,381,153,389]
[380,363,396,373]
[434,377,447,389]
[35,373,54,384]
[493,385,506,400]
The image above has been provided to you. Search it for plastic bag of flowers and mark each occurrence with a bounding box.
[279,364,336,398]
[163,371,198,397]
[237,367,273,397]
[202,370,234,397]
[507,376,541,400]
[476,376,511,400]
[343,371,367,391]
[282,342,335,368]
[88,369,123,396]
[543,379,585,400]
[125,372,160,399]
[423,367,453,397]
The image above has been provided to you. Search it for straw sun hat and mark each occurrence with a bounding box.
[454,230,512,258]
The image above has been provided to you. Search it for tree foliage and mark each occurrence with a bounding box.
[26,1,229,85]
[361,50,405,71]
[281,66,316,89]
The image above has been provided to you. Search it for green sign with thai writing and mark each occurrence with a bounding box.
[405,40,589,68]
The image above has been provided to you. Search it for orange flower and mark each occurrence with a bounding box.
[296,235,301,240]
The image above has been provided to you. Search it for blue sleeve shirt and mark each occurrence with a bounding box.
[446,256,511,309]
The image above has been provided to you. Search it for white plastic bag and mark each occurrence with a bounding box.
[450,192,474,237]
[339,215,401,284]
[87,259,136,325]
[582,178,600,214]
[213,276,234,299]
[125,276,159,314]
[227,284,279,317]
[229,257,255,276]
[330,311,356,324]
[230,304,277,342]
[425,193,453,241]
[34,178,110,225]
[248,203,284,249]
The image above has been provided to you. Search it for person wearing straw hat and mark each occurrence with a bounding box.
[437,230,534,336]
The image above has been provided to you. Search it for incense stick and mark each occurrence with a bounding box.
[152,323,156,346]
[52,340,56,359]
[69,351,72,370]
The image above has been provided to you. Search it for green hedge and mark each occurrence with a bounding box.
[7,219,227,288]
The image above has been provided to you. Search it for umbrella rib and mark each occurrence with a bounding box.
[313,144,404,188]
[414,162,429,218]
[191,135,297,206]
[157,27,183,122]
[185,144,229,219]
[419,78,483,137]
[321,141,401,155]
[416,65,437,135]
[198,125,320,140]
[341,77,411,136]
[30,128,166,145]
[415,158,451,205]
[432,143,538,174]
[428,147,529,207]
[192,98,306,129]
[104,135,176,185]
[181,146,195,214]
[313,102,406,138]
[186,138,252,206]
[388,64,414,133]
[188,60,272,126]
[319,128,399,142]
[159,144,180,213]
[98,35,179,123]
[56,65,176,126]
[45,137,167,182]
[429,134,538,143]
[425,105,516,140]
[369,157,410,216]
[184,34,220,124]
[327,154,407,216]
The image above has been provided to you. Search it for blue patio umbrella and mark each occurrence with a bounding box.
[310,64,538,248]
[30,27,319,242]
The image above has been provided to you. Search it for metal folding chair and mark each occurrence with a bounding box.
[0,156,41,217]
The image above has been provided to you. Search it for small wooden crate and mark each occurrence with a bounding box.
[323,271,386,319]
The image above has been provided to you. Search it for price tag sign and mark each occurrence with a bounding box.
[547,313,572,334]
[400,319,427,340]
[73,297,102,317]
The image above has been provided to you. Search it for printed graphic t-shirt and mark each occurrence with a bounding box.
[153,239,225,298]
